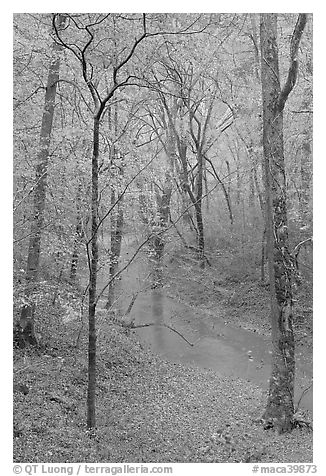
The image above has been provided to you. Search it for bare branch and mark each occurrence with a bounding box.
[86,151,160,246]
[294,383,313,413]
[113,14,147,85]
[277,14,308,111]
[204,154,233,224]
[291,237,312,268]
[126,321,195,347]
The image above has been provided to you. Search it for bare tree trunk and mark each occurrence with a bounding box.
[105,190,124,309]
[205,155,233,224]
[299,132,312,236]
[261,228,266,283]
[178,141,205,266]
[70,182,83,283]
[260,13,307,433]
[204,162,209,212]
[87,116,100,429]
[249,169,255,211]
[250,14,261,81]
[177,142,194,230]
[251,153,267,281]
[105,101,125,309]
[20,14,66,345]
[151,172,173,287]
[225,160,231,203]
[154,175,172,258]
[195,150,205,268]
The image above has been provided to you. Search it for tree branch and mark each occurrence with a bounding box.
[277,14,307,111]
[113,14,147,85]
[126,321,195,347]
[291,237,312,266]
[204,154,233,224]
[294,383,312,413]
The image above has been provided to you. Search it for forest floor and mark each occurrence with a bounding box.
[13,325,312,463]
[13,246,313,463]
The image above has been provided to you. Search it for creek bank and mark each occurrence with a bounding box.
[105,240,312,414]
[128,287,312,413]
[14,322,312,463]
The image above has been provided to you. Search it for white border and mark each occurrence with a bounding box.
[3,3,325,473]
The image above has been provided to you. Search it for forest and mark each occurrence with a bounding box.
[13,13,313,464]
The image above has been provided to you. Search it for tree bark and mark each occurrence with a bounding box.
[20,14,66,345]
[178,141,205,266]
[195,150,205,268]
[151,171,173,287]
[178,141,194,230]
[70,182,83,283]
[105,102,124,309]
[260,13,307,433]
[87,116,100,428]
[299,131,312,235]
[105,190,124,309]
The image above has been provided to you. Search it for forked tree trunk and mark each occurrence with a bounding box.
[20,14,66,345]
[260,13,307,433]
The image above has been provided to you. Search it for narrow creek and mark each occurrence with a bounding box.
[96,235,313,413]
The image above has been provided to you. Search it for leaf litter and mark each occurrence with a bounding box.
[14,320,312,463]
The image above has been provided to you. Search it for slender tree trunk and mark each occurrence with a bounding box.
[204,163,209,212]
[20,14,66,345]
[225,160,231,203]
[105,102,124,309]
[87,116,100,428]
[105,191,124,309]
[251,153,267,281]
[178,141,205,265]
[299,132,312,236]
[261,228,266,283]
[178,142,194,229]
[151,172,173,287]
[234,149,241,206]
[70,182,83,283]
[149,119,174,286]
[250,14,261,81]
[153,176,172,259]
[260,13,307,433]
[195,150,205,268]
[249,170,255,211]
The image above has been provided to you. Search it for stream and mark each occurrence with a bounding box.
[96,235,313,413]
